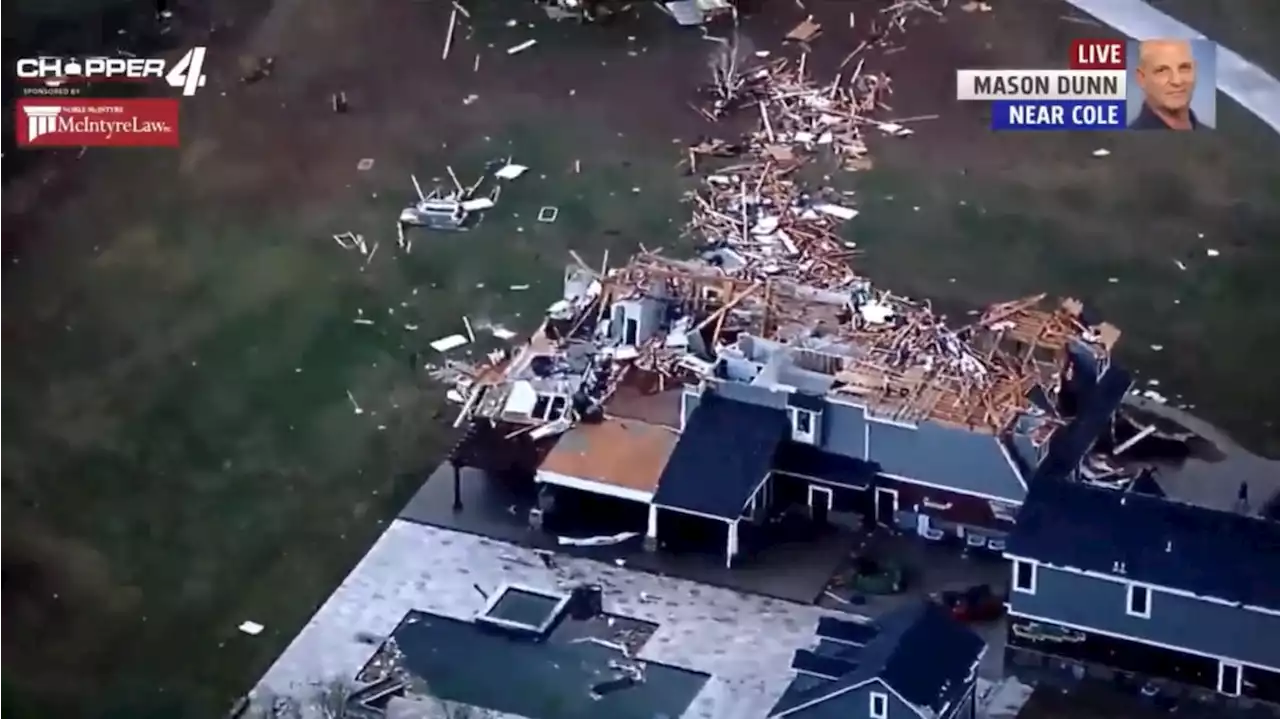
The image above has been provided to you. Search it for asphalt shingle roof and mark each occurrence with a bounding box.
[1008,478,1280,611]
[653,394,788,520]
[770,602,985,718]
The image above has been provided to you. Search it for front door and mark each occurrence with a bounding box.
[808,485,833,524]
[875,487,899,526]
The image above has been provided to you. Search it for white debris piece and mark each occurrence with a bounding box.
[1092,148,1111,157]
[460,197,495,212]
[489,326,518,340]
[557,531,640,547]
[346,390,364,415]
[506,39,537,55]
[1206,248,1220,257]
[238,621,265,636]
[430,334,469,352]
[357,158,375,170]
[537,206,559,223]
[859,300,895,324]
[494,163,529,180]
[814,203,859,221]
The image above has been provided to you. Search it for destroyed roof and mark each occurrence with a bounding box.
[455,251,1119,442]
[449,45,1120,445]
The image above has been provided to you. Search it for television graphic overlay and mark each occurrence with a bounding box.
[955,38,1217,131]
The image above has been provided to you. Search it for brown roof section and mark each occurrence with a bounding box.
[538,419,678,494]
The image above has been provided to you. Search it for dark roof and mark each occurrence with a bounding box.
[771,602,985,718]
[1008,478,1280,611]
[773,441,878,489]
[787,391,826,412]
[652,394,788,520]
[1032,365,1133,483]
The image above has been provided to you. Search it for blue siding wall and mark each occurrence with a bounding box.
[822,401,867,460]
[714,380,789,409]
[784,681,912,719]
[868,420,1025,502]
[1010,565,1280,669]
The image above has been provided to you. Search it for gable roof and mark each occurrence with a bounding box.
[1008,478,1280,611]
[770,602,986,718]
[652,393,789,520]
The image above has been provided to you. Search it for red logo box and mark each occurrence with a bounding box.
[16,98,180,148]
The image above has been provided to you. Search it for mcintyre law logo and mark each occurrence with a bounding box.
[17,99,181,148]
[16,47,208,96]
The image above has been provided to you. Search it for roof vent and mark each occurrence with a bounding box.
[1112,561,1127,575]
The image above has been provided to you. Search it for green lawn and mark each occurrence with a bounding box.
[1,114,687,718]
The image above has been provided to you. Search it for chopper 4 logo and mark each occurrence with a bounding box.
[16,46,208,96]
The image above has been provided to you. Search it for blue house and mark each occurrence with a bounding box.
[1004,478,1280,711]
[668,329,1130,553]
[770,601,986,719]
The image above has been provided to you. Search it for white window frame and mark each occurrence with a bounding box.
[869,691,889,719]
[1218,661,1243,696]
[789,408,817,444]
[1126,584,1151,619]
[1012,559,1037,595]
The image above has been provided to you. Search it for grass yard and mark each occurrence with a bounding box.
[3,0,1279,717]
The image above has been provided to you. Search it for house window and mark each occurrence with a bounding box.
[1219,662,1242,696]
[789,408,817,444]
[1012,560,1037,594]
[1126,584,1151,618]
[869,691,889,719]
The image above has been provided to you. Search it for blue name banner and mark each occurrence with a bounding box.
[991,100,1126,131]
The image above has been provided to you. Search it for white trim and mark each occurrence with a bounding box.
[1126,583,1152,619]
[1003,553,1280,618]
[864,419,871,459]
[865,412,919,430]
[874,486,899,523]
[1218,661,1243,696]
[869,691,889,719]
[651,502,736,523]
[773,469,870,491]
[1012,559,1037,595]
[879,471,1025,505]
[680,390,691,432]
[476,584,571,636]
[1006,609,1280,673]
[808,484,834,512]
[996,437,1029,490]
[774,677,927,719]
[535,470,653,504]
[789,407,818,444]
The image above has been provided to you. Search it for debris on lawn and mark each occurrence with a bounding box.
[431,334,470,353]
[662,0,734,27]
[332,91,349,114]
[1206,248,1220,257]
[437,2,1125,482]
[507,39,538,56]
[239,56,275,84]
[346,390,365,415]
[238,621,265,636]
[1091,148,1111,157]
[443,7,460,60]
[538,206,560,223]
[357,158,375,171]
[494,162,529,180]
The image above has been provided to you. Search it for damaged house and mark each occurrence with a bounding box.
[448,252,1129,568]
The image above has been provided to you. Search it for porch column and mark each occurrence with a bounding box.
[644,504,658,552]
[451,459,463,512]
[726,520,740,569]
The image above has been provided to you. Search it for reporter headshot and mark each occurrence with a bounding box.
[1129,39,1200,130]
